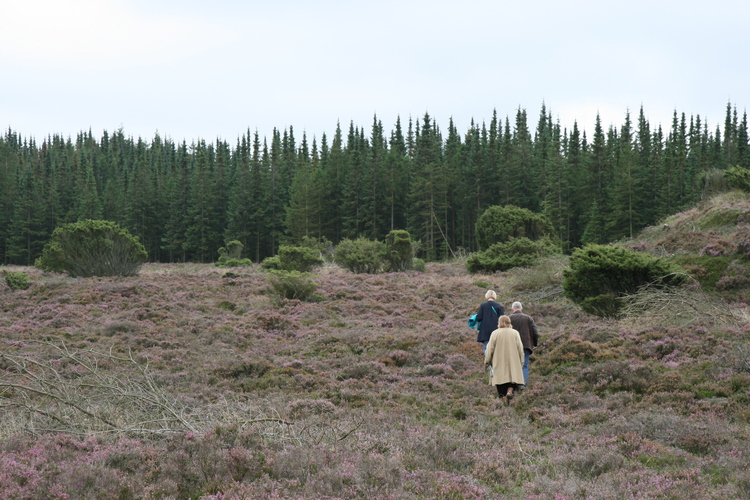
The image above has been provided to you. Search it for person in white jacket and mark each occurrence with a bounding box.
[484,315,525,404]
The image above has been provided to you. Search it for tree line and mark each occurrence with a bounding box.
[1,102,748,266]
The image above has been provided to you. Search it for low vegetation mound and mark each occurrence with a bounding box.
[562,244,685,317]
[35,219,148,277]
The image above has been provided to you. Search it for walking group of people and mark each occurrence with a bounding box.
[474,290,538,405]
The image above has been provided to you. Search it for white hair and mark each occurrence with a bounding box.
[485,290,497,300]
[512,301,523,310]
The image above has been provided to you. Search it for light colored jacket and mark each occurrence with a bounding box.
[484,327,525,386]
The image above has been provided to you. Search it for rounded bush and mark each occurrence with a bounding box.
[262,245,323,272]
[35,220,147,277]
[466,237,561,274]
[2,270,31,290]
[475,205,555,251]
[334,238,385,274]
[385,230,414,271]
[217,241,253,267]
[563,244,684,317]
[724,165,750,192]
[267,270,323,302]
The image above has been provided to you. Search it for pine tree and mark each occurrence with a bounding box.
[7,154,48,264]
[723,102,738,169]
[541,118,569,246]
[362,115,389,240]
[384,117,410,233]
[319,123,346,242]
[340,123,367,239]
[563,121,588,249]
[124,138,158,259]
[510,108,537,210]
[444,118,468,250]
[0,132,20,263]
[737,111,749,169]
[70,146,103,221]
[407,113,447,259]
[581,114,610,244]
[500,117,514,206]
[251,133,270,260]
[267,129,286,253]
[533,104,554,210]
[184,140,220,262]
[635,107,659,226]
[660,111,688,215]
[606,111,638,239]
[213,139,231,244]
[286,133,321,241]
[161,141,191,262]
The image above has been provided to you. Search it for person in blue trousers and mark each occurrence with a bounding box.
[509,301,539,390]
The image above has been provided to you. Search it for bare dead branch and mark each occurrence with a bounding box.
[619,276,744,328]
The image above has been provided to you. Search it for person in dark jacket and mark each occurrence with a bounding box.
[476,290,504,354]
[509,301,539,388]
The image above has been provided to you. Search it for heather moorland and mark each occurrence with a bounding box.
[2,193,750,499]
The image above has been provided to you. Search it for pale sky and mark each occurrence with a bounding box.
[1,0,747,144]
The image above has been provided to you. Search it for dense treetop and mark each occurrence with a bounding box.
[1,102,748,265]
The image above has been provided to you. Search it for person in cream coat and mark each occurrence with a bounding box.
[484,315,525,404]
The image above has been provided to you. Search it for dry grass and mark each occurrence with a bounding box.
[619,279,747,327]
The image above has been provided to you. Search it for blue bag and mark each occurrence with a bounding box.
[468,314,481,329]
[469,305,497,330]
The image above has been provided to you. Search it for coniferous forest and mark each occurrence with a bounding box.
[2,103,748,266]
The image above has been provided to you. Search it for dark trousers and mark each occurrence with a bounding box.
[496,383,518,397]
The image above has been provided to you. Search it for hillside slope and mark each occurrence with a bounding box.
[0,194,749,498]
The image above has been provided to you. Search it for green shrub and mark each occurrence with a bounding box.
[563,244,685,317]
[299,236,335,263]
[2,270,31,290]
[217,241,254,267]
[217,258,254,268]
[334,237,385,274]
[261,245,323,272]
[466,237,561,274]
[216,241,253,268]
[411,257,426,272]
[385,230,413,271]
[260,255,281,270]
[724,165,750,192]
[475,205,555,251]
[35,220,148,277]
[267,270,324,302]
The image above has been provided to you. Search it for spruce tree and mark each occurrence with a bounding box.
[286,133,321,241]
[0,132,19,263]
[581,114,610,244]
[184,140,220,262]
[161,141,191,262]
[407,113,447,259]
[7,160,48,264]
[124,138,158,259]
[384,117,410,233]
[510,108,536,210]
[541,119,569,247]
[362,115,389,240]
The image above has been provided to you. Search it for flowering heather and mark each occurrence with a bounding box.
[1,259,750,499]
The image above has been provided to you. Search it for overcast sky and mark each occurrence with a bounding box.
[1,0,747,144]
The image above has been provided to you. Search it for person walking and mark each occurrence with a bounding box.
[509,301,538,389]
[484,315,524,404]
[475,290,504,354]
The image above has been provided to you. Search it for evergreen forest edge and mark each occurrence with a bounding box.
[2,102,749,267]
